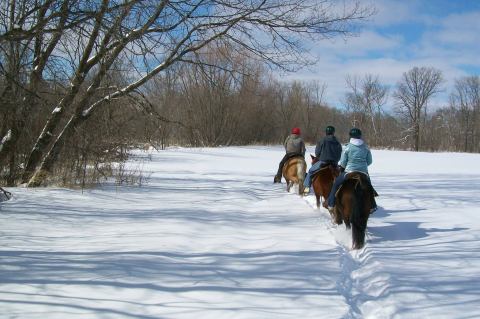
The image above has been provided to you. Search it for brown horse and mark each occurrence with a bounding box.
[282,156,307,195]
[310,155,339,209]
[332,172,374,250]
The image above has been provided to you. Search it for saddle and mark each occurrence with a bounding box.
[287,153,305,161]
[312,163,337,178]
[336,172,378,198]
[283,154,305,167]
[345,171,368,182]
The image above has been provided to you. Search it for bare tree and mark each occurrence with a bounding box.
[12,0,371,186]
[295,81,327,143]
[450,76,480,152]
[344,74,388,144]
[393,66,443,151]
[0,0,97,183]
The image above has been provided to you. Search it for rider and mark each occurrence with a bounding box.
[303,125,342,194]
[274,127,306,183]
[327,127,377,212]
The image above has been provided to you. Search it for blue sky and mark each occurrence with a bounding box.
[283,0,480,109]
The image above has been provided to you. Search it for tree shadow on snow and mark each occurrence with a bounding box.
[368,208,468,242]
[369,222,468,243]
[0,249,344,317]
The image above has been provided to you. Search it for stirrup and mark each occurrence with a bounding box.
[303,187,310,195]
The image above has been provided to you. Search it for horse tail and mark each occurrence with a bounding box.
[297,159,306,194]
[350,181,368,249]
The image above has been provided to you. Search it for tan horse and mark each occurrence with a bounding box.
[333,172,374,249]
[310,156,339,209]
[282,156,306,195]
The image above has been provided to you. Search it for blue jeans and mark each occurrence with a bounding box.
[327,172,346,207]
[303,161,324,188]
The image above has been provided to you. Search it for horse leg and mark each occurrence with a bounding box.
[332,207,343,225]
[345,218,351,229]
[311,177,320,208]
[320,186,330,209]
[298,182,304,195]
[322,198,328,209]
[343,204,351,229]
[319,186,328,209]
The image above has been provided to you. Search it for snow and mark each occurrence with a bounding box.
[0,129,12,146]
[1,146,479,318]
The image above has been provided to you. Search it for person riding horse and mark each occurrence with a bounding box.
[303,125,342,194]
[274,127,306,183]
[327,127,377,213]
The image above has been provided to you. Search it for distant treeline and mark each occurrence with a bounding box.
[135,60,480,155]
[2,48,478,188]
[1,1,478,187]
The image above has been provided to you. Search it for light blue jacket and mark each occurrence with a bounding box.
[339,139,372,174]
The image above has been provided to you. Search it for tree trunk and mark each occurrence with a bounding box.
[21,95,72,183]
[414,122,420,152]
[6,152,16,186]
[27,114,80,187]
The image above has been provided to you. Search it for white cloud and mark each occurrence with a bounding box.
[436,11,480,46]
[311,31,403,57]
[282,54,467,111]
[279,5,480,111]
[413,11,480,69]
[369,0,420,26]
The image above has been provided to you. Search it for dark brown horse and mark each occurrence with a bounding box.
[332,172,374,250]
[282,156,307,195]
[310,155,339,209]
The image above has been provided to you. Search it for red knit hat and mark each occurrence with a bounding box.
[291,127,301,135]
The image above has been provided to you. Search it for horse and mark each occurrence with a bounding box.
[282,156,307,195]
[332,172,374,250]
[310,155,339,209]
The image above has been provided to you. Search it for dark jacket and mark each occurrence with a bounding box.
[315,135,342,164]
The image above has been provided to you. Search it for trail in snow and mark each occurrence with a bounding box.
[1,146,479,319]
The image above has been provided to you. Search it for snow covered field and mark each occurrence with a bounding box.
[1,146,480,318]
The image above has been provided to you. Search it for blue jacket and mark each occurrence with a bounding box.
[339,139,372,174]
